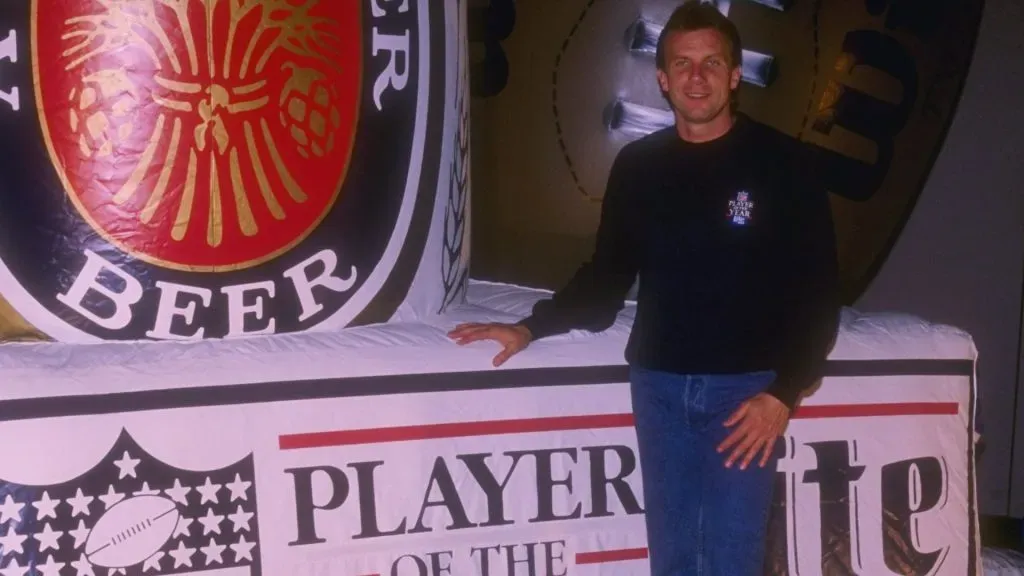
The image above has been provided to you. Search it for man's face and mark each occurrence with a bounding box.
[656,28,742,125]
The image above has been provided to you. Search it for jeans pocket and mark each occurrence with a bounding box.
[705,371,777,415]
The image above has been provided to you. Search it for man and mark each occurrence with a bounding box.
[448,2,840,574]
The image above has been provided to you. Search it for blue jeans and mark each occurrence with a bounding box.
[630,367,781,576]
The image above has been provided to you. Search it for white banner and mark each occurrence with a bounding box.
[0,361,977,575]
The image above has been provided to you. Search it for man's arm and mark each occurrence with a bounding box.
[517,147,640,340]
[763,142,842,409]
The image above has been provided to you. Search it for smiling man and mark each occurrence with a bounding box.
[448,2,841,573]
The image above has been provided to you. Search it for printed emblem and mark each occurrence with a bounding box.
[0,429,260,575]
[0,0,446,341]
[727,190,754,226]
[46,1,357,269]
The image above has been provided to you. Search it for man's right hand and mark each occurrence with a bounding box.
[447,322,533,367]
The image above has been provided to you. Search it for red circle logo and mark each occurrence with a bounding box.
[35,0,361,271]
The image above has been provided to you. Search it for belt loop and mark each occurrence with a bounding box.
[683,374,692,426]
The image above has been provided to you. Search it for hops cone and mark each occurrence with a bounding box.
[278,63,343,160]
[67,69,137,159]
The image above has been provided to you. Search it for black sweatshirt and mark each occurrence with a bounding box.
[519,114,841,409]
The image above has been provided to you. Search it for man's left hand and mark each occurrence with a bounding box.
[717,393,791,470]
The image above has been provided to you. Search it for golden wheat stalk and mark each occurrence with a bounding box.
[61,0,182,72]
[157,0,200,74]
[62,0,342,248]
[235,0,343,79]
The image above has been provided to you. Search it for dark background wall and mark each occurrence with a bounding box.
[468,0,1023,516]
[857,0,1024,517]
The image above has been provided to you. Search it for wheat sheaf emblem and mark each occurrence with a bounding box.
[59,0,347,255]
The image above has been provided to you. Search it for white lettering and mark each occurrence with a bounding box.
[0,29,19,111]
[370,0,409,17]
[146,281,212,340]
[372,28,410,111]
[222,280,276,337]
[56,249,143,330]
[283,249,357,322]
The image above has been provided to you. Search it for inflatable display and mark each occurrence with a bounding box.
[0,2,988,574]
[0,280,981,575]
[0,0,470,342]
[984,547,1024,576]
[468,0,983,300]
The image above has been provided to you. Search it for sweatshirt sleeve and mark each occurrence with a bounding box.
[764,141,842,410]
[518,146,640,340]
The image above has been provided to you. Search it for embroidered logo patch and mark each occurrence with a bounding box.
[727,191,754,226]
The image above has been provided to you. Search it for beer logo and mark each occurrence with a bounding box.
[44,0,358,270]
[0,0,446,341]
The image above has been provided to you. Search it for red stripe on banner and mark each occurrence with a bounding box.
[278,402,958,450]
[576,548,649,564]
[279,413,635,450]
[792,402,959,419]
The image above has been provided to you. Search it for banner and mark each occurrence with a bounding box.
[0,0,468,342]
[0,362,978,575]
[468,0,984,300]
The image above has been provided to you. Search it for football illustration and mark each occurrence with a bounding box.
[84,495,180,569]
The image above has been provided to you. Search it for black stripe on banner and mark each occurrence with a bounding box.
[0,358,973,422]
[825,358,973,377]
